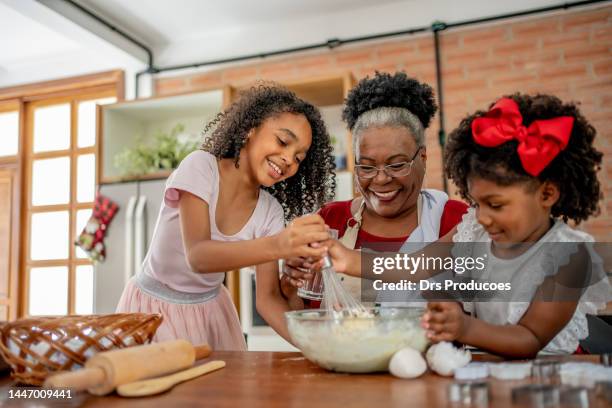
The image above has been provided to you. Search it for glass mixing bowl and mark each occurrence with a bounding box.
[285,307,427,373]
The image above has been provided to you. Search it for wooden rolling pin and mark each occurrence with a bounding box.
[44,339,211,396]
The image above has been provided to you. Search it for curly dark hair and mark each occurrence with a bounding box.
[444,93,602,224]
[201,83,336,220]
[342,71,437,130]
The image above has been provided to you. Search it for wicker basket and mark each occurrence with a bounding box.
[0,313,162,385]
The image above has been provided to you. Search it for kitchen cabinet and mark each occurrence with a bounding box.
[97,90,224,183]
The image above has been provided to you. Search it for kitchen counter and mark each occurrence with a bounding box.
[0,351,606,407]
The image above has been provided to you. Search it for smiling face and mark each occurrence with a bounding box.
[242,112,312,187]
[468,176,559,244]
[355,126,426,218]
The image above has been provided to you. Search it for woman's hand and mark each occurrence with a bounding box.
[282,257,315,289]
[421,302,470,343]
[275,214,330,260]
[279,273,306,310]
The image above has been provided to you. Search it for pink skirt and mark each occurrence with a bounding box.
[116,279,247,351]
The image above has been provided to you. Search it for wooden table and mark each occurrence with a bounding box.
[0,352,607,407]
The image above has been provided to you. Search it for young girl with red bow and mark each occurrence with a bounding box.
[329,94,609,357]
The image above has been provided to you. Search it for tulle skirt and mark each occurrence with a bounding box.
[116,278,247,351]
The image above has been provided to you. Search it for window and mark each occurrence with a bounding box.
[24,94,116,316]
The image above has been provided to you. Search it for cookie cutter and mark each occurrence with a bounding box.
[511,384,560,408]
[532,360,561,383]
[601,353,611,367]
[559,386,590,408]
[448,381,490,406]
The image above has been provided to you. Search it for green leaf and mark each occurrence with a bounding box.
[113,123,198,177]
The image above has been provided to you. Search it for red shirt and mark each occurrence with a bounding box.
[318,198,468,246]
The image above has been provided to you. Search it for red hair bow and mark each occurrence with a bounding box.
[471,98,574,176]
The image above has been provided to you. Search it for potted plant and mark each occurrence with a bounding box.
[113,124,198,177]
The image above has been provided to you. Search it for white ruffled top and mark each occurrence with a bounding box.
[453,208,610,354]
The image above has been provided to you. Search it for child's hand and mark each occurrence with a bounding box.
[421,302,470,343]
[276,214,330,260]
[309,239,359,276]
[328,239,362,277]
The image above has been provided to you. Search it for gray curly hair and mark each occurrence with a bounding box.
[351,107,425,154]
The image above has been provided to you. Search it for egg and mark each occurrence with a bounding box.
[426,342,471,376]
[389,347,427,379]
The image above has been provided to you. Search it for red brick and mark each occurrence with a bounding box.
[376,41,417,60]
[414,36,436,54]
[565,44,611,64]
[600,93,612,108]
[491,72,538,86]
[511,50,561,71]
[606,200,612,216]
[334,49,375,67]
[492,39,539,57]
[465,61,510,78]
[404,53,436,65]
[591,109,612,124]
[443,78,488,93]
[542,30,589,49]
[440,34,460,49]
[358,63,401,78]
[441,66,465,81]
[444,49,490,65]
[572,78,612,92]
[511,18,561,40]
[417,72,437,85]
[399,57,436,76]
[593,26,612,43]
[562,10,610,32]
[521,83,570,97]
[442,97,472,112]
[539,64,588,81]
[462,27,509,46]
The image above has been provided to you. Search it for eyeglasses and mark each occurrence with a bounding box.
[354,148,422,179]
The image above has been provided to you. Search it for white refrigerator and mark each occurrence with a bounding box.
[93,179,166,313]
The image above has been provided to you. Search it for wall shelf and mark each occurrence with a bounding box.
[97,90,224,183]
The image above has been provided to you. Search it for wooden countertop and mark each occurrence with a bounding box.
[0,351,607,407]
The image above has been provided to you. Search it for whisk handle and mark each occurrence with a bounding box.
[322,256,333,269]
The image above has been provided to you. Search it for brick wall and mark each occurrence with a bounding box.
[156,6,612,240]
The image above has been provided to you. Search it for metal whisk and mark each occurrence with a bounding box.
[320,256,369,317]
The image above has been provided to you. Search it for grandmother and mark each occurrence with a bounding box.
[282,72,467,304]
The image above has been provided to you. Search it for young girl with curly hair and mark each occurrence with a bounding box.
[329,93,609,357]
[117,83,336,350]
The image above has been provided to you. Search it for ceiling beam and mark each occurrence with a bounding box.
[2,0,148,67]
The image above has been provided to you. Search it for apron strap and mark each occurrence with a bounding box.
[340,194,422,250]
[336,194,422,303]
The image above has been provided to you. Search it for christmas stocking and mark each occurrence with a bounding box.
[75,194,119,262]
